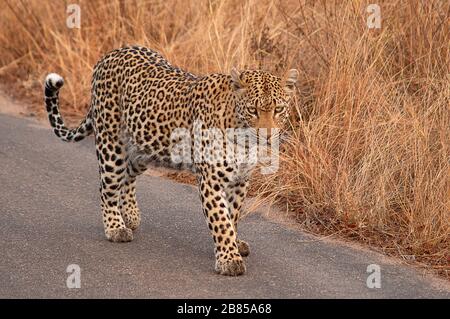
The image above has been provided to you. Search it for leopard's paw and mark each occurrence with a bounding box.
[237,239,250,257]
[122,209,141,231]
[106,227,133,242]
[215,258,246,276]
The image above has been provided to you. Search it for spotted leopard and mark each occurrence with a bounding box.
[44,46,297,276]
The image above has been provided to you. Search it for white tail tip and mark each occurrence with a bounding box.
[45,73,64,89]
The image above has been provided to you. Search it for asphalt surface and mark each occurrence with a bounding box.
[0,113,448,298]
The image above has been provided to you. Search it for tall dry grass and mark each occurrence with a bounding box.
[0,0,448,274]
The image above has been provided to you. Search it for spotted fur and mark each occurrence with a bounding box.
[44,46,297,276]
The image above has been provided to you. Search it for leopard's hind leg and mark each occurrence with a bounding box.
[92,88,133,242]
[95,130,133,242]
[118,176,140,231]
[119,156,147,231]
[226,179,250,257]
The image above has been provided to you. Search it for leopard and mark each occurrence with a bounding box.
[44,45,298,276]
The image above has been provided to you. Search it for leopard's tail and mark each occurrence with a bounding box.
[44,73,93,142]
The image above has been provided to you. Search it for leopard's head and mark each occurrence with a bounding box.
[231,68,298,139]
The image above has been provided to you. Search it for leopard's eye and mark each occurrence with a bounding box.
[247,107,258,116]
[274,106,285,114]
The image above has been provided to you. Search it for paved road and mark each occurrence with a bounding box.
[0,113,448,298]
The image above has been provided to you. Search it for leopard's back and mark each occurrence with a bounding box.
[91,46,202,166]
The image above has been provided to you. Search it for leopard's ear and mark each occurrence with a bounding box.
[231,67,245,91]
[284,69,298,94]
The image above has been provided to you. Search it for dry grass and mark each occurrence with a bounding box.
[0,0,448,276]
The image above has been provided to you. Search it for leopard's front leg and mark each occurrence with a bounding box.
[198,175,245,276]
